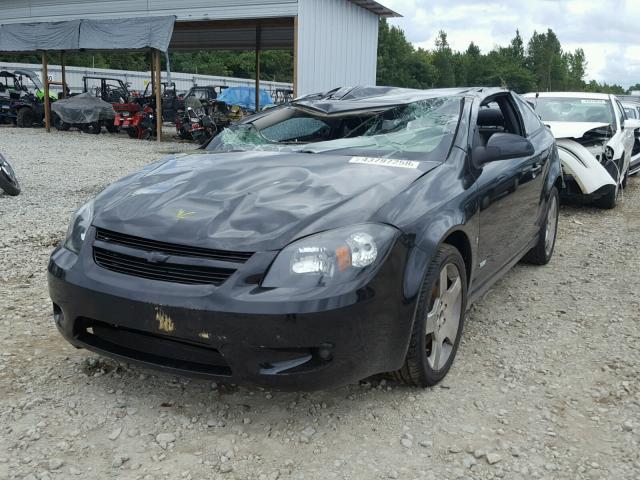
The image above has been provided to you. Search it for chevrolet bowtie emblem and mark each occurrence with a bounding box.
[148,252,170,264]
[176,209,196,220]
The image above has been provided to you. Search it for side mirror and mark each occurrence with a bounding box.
[473,132,535,165]
[624,118,640,130]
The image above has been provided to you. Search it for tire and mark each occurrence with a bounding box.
[89,121,102,134]
[105,123,119,134]
[522,187,559,265]
[81,121,101,134]
[16,108,34,128]
[0,159,21,196]
[54,115,70,131]
[393,244,467,387]
[127,128,137,139]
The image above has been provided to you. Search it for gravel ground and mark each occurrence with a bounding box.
[1,126,639,480]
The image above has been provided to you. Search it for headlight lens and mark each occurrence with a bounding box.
[63,201,94,254]
[604,146,614,161]
[262,224,398,288]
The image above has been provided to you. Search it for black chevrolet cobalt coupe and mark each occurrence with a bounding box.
[49,86,561,390]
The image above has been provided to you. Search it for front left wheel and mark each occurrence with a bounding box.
[393,244,467,387]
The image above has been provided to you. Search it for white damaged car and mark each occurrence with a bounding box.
[524,92,639,208]
[622,101,640,175]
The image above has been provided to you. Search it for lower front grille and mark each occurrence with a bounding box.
[76,318,232,376]
[93,247,235,285]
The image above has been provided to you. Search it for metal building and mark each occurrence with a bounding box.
[1,0,399,96]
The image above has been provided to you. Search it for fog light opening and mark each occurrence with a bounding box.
[317,343,334,362]
[52,303,63,325]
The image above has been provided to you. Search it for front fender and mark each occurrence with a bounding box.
[557,139,615,194]
[403,207,474,302]
[374,150,478,303]
[544,145,563,194]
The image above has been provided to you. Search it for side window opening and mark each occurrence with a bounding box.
[475,95,523,147]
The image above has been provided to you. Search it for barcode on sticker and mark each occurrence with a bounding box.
[349,157,419,169]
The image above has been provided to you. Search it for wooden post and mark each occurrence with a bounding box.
[293,16,298,98]
[42,51,51,132]
[255,23,262,112]
[149,50,155,97]
[154,49,163,142]
[60,51,67,98]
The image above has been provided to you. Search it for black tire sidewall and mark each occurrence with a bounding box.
[541,187,560,262]
[0,163,20,196]
[17,108,34,128]
[414,245,468,385]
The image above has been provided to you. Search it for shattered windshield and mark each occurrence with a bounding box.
[532,97,614,124]
[206,96,463,161]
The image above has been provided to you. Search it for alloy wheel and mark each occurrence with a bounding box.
[425,263,463,371]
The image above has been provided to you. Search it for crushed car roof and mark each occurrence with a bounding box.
[292,86,505,114]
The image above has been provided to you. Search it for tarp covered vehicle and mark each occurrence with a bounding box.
[52,92,116,134]
[216,86,273,113]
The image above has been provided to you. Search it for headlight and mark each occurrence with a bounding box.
[63,201,94,254]
[262,224,398,288]
[604,146,614,161]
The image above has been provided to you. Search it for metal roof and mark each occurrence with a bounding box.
[348,1,400,17]
[0,1,399,24]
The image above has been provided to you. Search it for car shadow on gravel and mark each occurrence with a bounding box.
[71,352,417,407]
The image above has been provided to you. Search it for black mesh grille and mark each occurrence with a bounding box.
[93,247,236,285]
[95,228,253,263]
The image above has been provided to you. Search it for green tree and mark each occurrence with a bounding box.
[432,30,455,87]
[526,29,567,91]
[565,48,587,90]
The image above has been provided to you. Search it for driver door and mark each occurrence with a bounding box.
[472,94,547,286]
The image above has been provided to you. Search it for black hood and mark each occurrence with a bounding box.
[92,151,441,252]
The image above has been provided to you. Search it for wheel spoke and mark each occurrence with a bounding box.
[441,305,460,343]
[428,335,442,370]
[443,277,461,307]
[439,267,448,297]
[425,306,438,335]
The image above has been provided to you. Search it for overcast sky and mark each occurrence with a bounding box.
[381,0,640,88]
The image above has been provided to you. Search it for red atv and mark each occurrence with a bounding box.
[113,103,155,140]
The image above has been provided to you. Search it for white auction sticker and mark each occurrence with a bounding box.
[349,156,420,169]
[580,99,606,104]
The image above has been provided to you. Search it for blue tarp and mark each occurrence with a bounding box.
[217,87,274,112]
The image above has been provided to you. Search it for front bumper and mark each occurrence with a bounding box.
[48,234,414,390]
